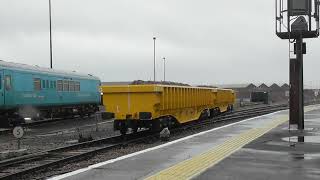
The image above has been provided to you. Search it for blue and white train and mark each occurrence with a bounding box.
[0,60,101,127]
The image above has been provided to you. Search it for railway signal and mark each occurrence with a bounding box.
[13,126,24,149]
[275,0,320,130]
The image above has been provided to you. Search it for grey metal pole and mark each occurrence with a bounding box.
[153,37,156,82]
[296,36,304,130]
[289,35,304,131]
[163,57,166,82]
[49,0,53,69]
[289,58,298,126]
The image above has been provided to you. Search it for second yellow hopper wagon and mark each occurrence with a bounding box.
[101,85,235,134]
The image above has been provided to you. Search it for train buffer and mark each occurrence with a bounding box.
[50,105,320,180]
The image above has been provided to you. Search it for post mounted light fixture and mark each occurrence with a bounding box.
[275,0,320,130]
[276,0,319,39]
[289,0,311,16]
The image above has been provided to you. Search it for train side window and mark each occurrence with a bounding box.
[34,78,41,91]
[63,80,69,91]
[42,80,46,89]
[53,81,56,89]
[75,82,80,91]
[69,81,75,91]
[46,80,49,89]
[57,80,63,91]
[50,81,54,89]
[5,75,12,91]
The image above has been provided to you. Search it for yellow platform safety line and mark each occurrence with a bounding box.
[145,106,318,180]
[147,116,288,180]
[145,116,287,180]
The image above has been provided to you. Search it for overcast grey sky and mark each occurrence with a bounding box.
[0,0,319,86]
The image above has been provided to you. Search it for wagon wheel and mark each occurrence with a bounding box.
[132,121,138,134]
[151,119,161,132]
[120,124,128,135]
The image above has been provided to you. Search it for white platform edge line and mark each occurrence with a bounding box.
[48,110,287,180]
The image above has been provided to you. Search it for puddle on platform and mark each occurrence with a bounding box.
[281,127,314,131]
[290,153,320,160]
[305,114,320,119]
[282,136,320,143]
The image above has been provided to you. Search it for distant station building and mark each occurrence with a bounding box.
[257,83,269,91]
[215,83,256,102]
[281,83,289,90]
[304,89,319,103]
[269,83,288,103]
[281,83,290,94]
[215,82,319,105]
[270,83,281,90]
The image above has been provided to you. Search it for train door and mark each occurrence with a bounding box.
[0,70,4,106]
[4,71,13,107]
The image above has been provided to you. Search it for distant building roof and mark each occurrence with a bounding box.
[215,83,256,89]
[281,83,290,89]
[258,83,269,89]
[270,83,281,89]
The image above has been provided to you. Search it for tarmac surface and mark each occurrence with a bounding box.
[196,107,320,180]
[50,105,320,180]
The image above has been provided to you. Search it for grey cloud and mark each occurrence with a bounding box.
[0,0,319,87]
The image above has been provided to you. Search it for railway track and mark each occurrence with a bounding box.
[22,114,100,127]
[0,104,290,180]
[0,113,106,136]
[21,107,109,128]
[1,104,287,136]
[0,131,154,180]
[179,104,288,132]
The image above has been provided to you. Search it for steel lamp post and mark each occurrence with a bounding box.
[49,0,53,69]
[163,57,166,82]
[153,37,156,82]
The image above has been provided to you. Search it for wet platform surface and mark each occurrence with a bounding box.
[51,105,320,180]
[196,107,320,180]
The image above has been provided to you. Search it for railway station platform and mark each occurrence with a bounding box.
[51,105,320,180]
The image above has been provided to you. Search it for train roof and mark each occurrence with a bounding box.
[0,60,100,80]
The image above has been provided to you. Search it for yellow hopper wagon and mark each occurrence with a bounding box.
[101,85,235,135]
